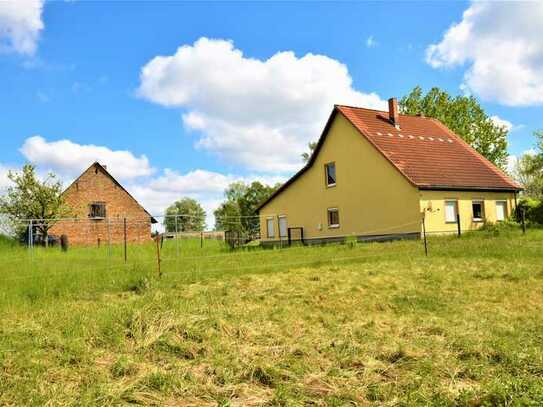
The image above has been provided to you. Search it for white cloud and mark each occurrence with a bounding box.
[366,36,378,48]
[0,0,44,55]
[138,37,386,172]
[426,1,543,106]
[20,136,155,181]
[490,115,513,132]
[12,136,286,228]
[0,164,14,191]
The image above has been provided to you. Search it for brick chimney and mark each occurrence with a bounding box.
[388,97,400,129]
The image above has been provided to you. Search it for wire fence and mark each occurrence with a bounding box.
[0,212,537,301]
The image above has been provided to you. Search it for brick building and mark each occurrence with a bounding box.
[50,162,157,245]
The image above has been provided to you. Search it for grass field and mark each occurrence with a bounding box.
[1,229,543,405]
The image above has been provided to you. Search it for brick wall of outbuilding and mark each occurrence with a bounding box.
[50,164,153,245]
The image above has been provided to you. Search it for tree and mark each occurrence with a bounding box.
[214,181,280,234]
[400,86,509,169]
[163,198,206,233]
[513,130,543,199]
[512,154,543,199]
[214,200,242,233]
[301,141,318,162]
[0,164,69,245]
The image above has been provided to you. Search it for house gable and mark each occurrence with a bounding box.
[62,162,156,222]
[258,112,421,240]
[259,105,520,212]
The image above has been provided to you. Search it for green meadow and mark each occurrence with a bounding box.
[1,229,543,405]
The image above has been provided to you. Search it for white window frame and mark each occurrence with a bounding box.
[444,200,458,224]
[325,162,336,188]
[472,199,485,222]
[266,217,275,238]
[496,200,507,222]
[327,208,340,229]
[278,216,288,238]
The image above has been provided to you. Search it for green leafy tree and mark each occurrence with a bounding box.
[514,130,543,199]
[512,153,543,199]
[214,200,243,233]
[214,181,280,234]
[301,141,318,162]
[400,86,509,169]
[0,164,69,245]
[163,198,206,233]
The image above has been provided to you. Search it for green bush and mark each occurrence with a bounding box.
[478,220,520,236]
[516,197,543,225]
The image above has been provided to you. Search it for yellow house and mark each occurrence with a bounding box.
[257,98,521,245]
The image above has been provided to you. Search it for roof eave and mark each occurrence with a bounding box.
[418,185,522,192]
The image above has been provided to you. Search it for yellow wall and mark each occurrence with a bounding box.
[259,113,422,242]
[419,190,516,234]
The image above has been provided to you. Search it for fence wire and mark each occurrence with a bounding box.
[0,212,535,302]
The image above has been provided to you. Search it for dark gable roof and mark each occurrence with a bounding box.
[64,162,157,223]
[258,105,520,212]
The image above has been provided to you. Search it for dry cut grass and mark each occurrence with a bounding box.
[0,229,543,405]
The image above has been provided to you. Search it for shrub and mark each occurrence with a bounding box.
[516,197,543,225]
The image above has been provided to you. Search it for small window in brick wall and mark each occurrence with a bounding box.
[89,202,106,219]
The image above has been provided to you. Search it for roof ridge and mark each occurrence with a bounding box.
[334,104,431,120]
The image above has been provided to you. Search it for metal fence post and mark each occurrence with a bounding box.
[200,231,203,249]
[287,227,292,247]
[175,214,179,258]
[422,213,428,257]
[521,208,526,234]
[456,213,461,237]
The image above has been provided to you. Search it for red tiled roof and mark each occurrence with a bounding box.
[336,105,520,191]
[258,105,519,212]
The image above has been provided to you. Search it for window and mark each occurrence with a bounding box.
[89,202,106,219]
[328,208,340,228]
[444,200,458,223]
[472,200,484,222]
[496,201,507,221]
[325,162,336,187]
[266,217,275,238]
[279,216,288,238]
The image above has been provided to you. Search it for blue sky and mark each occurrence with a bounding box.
[1,1,542,222]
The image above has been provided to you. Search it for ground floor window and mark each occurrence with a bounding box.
[472,200,485,222]
[496,200,507,221]
[266,217,275,238]
[279,216,288,238]
[444,200,457,223]
[327,208,340,228]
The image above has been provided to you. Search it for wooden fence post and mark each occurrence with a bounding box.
[123,217,127,262]
[422,213,428,257]
[155,235,162,279]
[521,208,526,234]
[200,231,204,249]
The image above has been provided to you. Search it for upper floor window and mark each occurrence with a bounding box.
[89,202,106,219]
[325,162,336,187]
[472,200,484,222]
